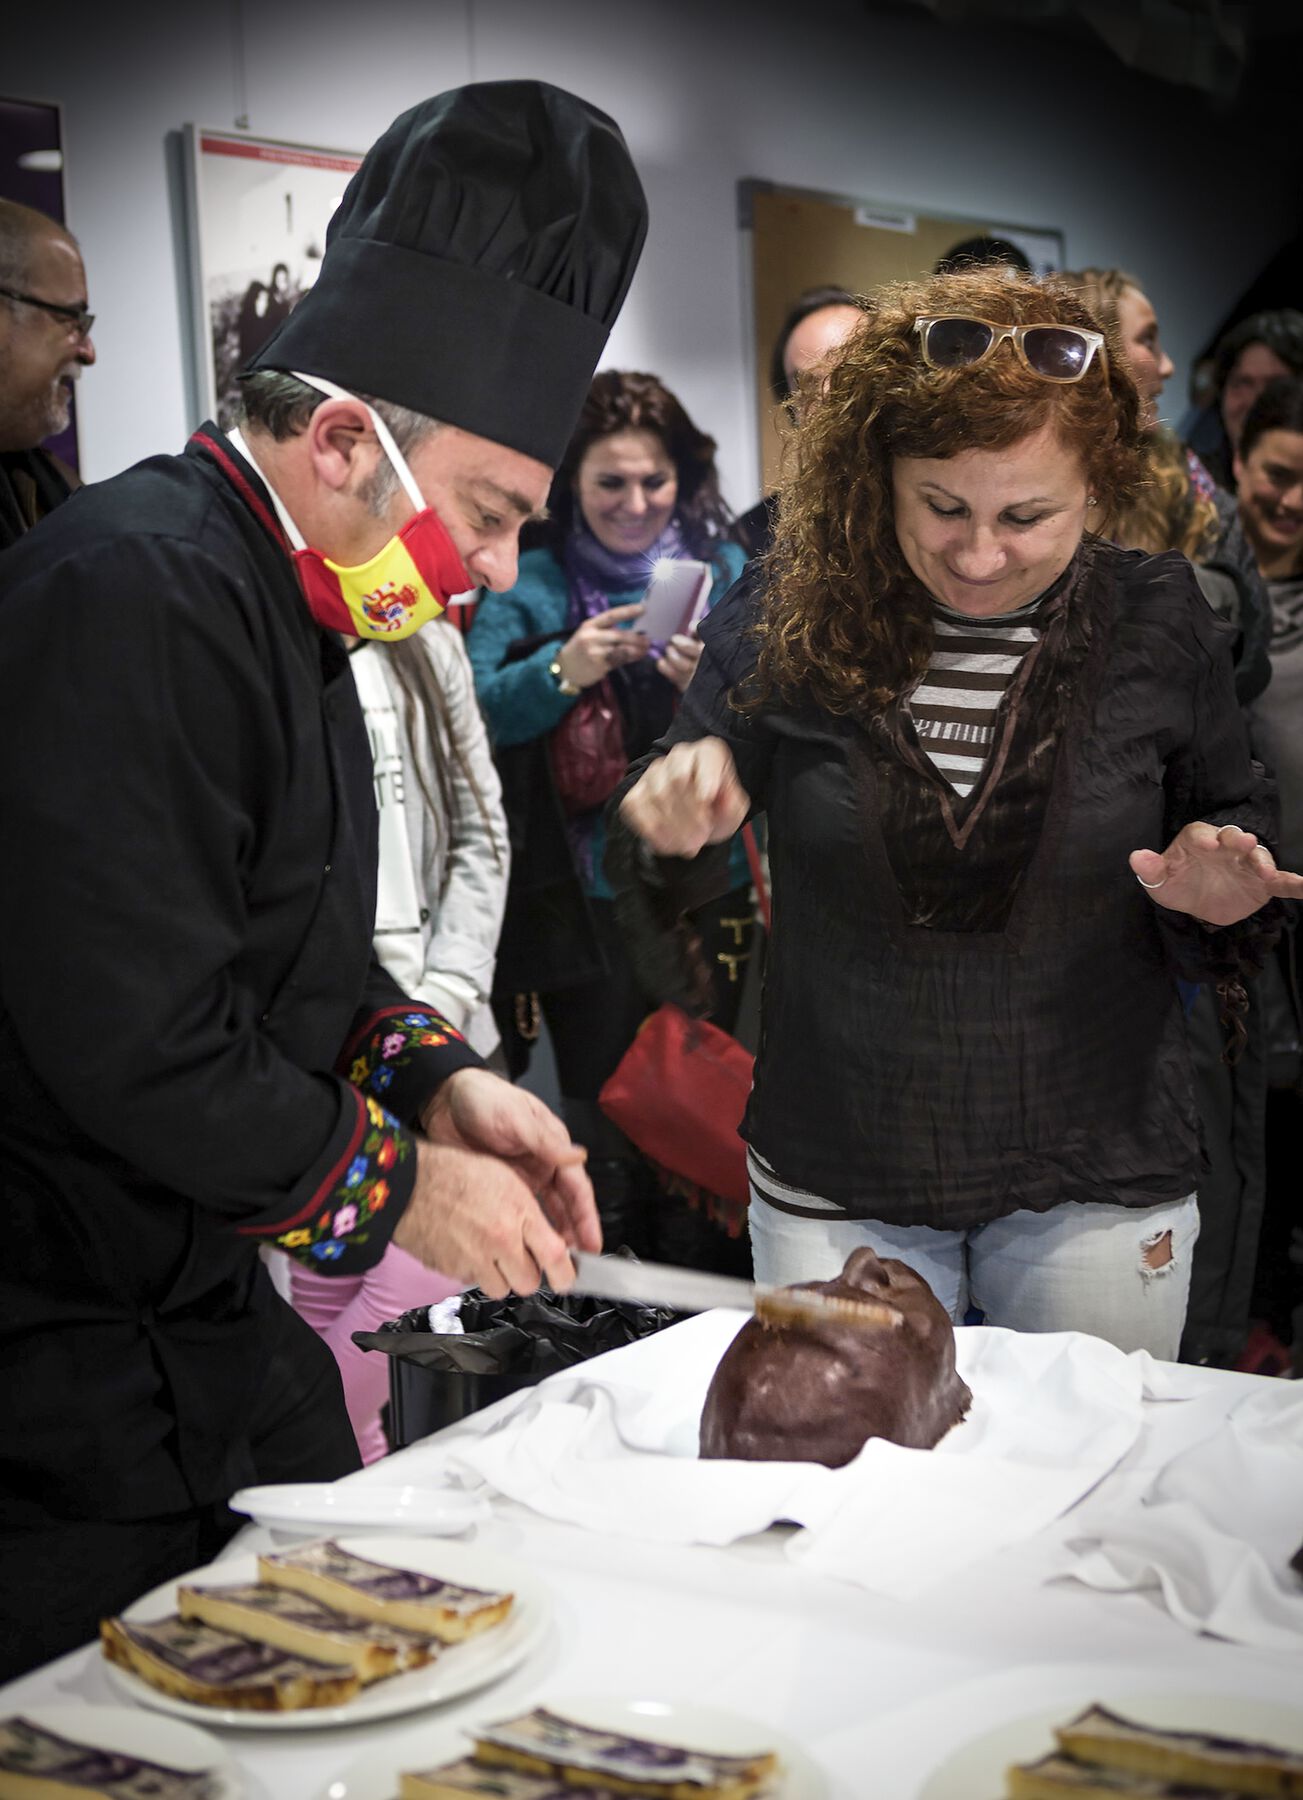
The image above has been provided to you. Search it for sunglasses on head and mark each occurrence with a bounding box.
[914,315,1107,384]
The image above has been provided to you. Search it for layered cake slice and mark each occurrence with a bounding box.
[0,1715,218,1799]
[176,1580,437,1683]
[257,1541,512,1642]
[1006,1749,1246,1797]
[1053,1706,1303,1796]
[471,1709,778,1799]
[100,1614,359,1711]
[400,1760,618,1799]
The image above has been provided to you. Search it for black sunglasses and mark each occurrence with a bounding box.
[0,284,95,339]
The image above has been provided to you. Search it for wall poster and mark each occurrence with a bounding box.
[184,125,362,427]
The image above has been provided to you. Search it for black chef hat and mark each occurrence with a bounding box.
[245,81,647,467]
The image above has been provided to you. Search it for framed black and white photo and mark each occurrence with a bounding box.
[184,125,362,427]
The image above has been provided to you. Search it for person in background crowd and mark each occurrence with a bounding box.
[1184,309,1303,490]
[0,81,645,1680]
[0,197,95,549]
[289,620,510,1461]
[1063,266,1274,1368]
[933,234,1032,277]
[1062,268,1271,702]
[1236,376,1303,1370]
[614,267,1301,1360]
[468,370,749,1267]
[735,286,861,558]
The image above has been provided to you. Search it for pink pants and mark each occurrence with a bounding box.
[289,1246,461,1464]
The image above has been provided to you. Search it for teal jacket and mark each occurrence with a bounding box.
[467,542,746,902]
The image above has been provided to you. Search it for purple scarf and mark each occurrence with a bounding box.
[562,516,691,626]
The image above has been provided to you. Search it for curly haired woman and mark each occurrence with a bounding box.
[613,267,1303,1356]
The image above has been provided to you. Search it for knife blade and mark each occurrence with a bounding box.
[569,1251,902,1330]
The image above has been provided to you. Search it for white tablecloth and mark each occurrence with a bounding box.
[3,1320,1300,1800]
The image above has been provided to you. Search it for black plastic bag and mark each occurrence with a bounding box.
[352,1283,678,1447]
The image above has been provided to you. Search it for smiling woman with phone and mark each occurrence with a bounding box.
[467,370,749,1265]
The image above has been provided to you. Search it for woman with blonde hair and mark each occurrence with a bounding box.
[613,266,1301,1358]
[1061,266,1270,706]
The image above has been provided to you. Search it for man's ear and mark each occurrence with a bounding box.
[304,396,378,495]
[1232,452,1245,490]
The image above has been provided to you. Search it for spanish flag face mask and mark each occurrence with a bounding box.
[253,371,471,640]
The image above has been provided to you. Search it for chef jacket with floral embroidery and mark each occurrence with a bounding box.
[0,426,482,1521]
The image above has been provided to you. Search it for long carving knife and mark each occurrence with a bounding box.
[568,1251,902,1330]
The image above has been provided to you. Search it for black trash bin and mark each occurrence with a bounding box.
[353,1284,679,1450]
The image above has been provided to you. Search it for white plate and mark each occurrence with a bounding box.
[7,1704,241,1797]
[228,1482,490,1536]
[102,1536,550,1733]
[919,1692,1303,1799]
[321,1695,828,1798]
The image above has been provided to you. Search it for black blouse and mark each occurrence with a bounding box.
[615,541,1279,1230]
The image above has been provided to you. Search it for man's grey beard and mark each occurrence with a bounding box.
[39,369,77,440]
[358,458,399,521]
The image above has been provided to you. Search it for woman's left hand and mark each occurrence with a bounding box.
[656,631,703,694]
[1130,822,1303,926]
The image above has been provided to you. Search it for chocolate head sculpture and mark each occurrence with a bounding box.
[699,1247,971,1468]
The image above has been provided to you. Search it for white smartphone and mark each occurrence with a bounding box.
[636,558,713,646]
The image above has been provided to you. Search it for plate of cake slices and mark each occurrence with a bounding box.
[0,1704,241,1798]
[99,1536,551,1732]
[321,1697,829,1799]
[919,1692,1303,1799]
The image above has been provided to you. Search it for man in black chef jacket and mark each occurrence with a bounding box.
[0,82,647,1678]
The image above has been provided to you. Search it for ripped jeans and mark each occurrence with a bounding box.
[748,1192,1199,1359]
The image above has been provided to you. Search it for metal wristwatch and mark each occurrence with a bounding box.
[548,654,581,697]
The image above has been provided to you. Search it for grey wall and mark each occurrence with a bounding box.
[8,0,1290,508]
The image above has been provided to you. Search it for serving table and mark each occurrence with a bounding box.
[2,1318,1299,1799]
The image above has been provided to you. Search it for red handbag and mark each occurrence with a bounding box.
[598,1002,754,1211]
[549,677,627,815]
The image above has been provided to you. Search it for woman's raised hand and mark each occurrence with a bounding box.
[556,603,650,689]
[619,736,751,856]
[1130,821,1303,927]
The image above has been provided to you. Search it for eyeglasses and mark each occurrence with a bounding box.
[0,284,95,339]
[914,315,1106,384]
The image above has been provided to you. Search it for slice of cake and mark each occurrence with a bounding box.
[177,1580,437,1683]
[100,1614,359,1712]
[471,1709,777,1799]
[1005,1749,1239,1797]
[400,1759,617,1799]
[1054,1706,1303,1796]
[0,1715,218,1799]
[257,1541,512,1642]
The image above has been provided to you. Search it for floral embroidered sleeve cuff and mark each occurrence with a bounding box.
[268,1091,416,1273]
[340,1003,483,1127]
[236,1004,483,1274]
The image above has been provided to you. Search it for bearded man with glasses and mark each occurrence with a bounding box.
[0,197,96,551]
